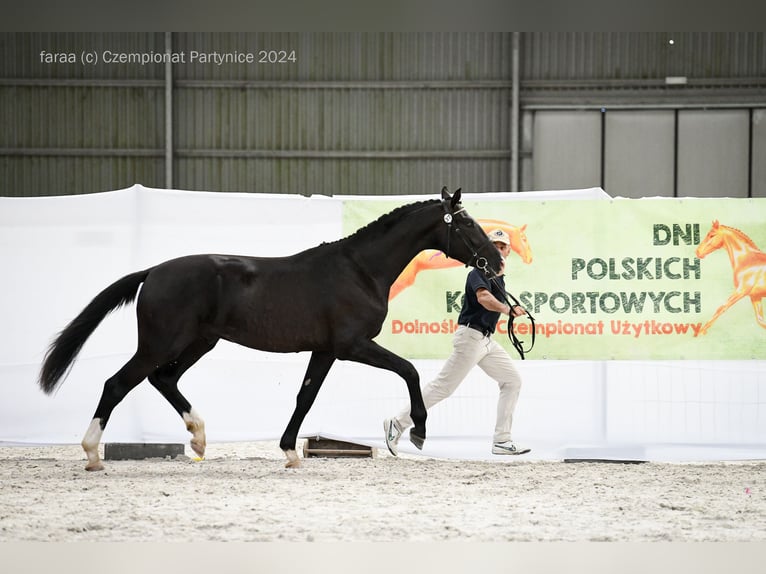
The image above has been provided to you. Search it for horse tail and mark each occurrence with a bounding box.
[38,268,153,395]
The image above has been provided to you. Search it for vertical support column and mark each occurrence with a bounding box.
[164,31,173,190]
[520,110,534,192]
[748,107,753,198]
[673,109,679,197]
[600,107,606,191]
[510,32,520,193]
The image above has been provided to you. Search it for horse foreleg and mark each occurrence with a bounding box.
[280,351,336,468]
[340,340,427,449]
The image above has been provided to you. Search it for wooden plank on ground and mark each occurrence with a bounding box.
[302,436,376,459]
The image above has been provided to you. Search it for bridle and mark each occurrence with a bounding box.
[441,201,497,276]
[442,200,536,360]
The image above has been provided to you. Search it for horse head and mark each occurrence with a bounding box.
[439,187,503,277]
[478,219,533,264]
[696,220,723,259]
[509,225,533,264]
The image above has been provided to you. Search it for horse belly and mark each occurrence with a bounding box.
[216,282,334,353]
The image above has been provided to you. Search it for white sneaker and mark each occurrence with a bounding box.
[492,441,531,455]
[383,418,403,456]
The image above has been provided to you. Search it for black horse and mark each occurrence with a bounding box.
[39,187,503,470]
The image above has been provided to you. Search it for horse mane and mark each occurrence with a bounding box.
[721,223,760,250]
[322,198,441,247]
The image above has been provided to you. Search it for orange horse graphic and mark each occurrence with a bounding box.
[389,219,533,300]
[695,220,766,335]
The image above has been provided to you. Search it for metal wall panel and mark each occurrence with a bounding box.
[677,110,750,198]
[753,109,766,198]
[0,83,165,195]
[174,158,509,196]
[168,32,514,195]
[532,111,602,191]
[0,32,165,80]
[604,111,675,198]
[1,32,517,197]
[1,33,166,195]
[1,157,164,197]
[0,86,163,149]
[2,33,763,198]
[173,32,511,81]
[173,88,509,152]
[521,32,765,80]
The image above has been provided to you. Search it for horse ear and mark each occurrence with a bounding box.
[451,188,462,208]
[713,220,719,228]
[441,186,450,201]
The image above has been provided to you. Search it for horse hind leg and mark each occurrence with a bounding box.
[83,352,159,471]
[148,338,218,459]
[281,351,336,468]
[149,367,207,459]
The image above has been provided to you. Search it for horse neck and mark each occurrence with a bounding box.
[348,211,442,286]
[720,226,759,267]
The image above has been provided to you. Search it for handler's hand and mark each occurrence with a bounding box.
[511,305,527,318]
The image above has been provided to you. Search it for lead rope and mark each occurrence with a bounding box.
[489,277,536,360]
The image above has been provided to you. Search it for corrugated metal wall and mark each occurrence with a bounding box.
[172,86,511,194]
[1,32,514,197]
[1,33,764,198]
[522,32,765,80]
[0,33,166,196]
[170,32,512,195]
[173,33,512,81]
[519,32,765,197]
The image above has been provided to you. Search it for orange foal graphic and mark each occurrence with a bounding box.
[695,220,766,335]
[389,219,533,300]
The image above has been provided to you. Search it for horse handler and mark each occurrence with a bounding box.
[384,228,531,457]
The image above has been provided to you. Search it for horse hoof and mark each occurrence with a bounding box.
[410,433,425,450]
[284,450,301,468]
[190,439,206,458]
[85,462,104,472]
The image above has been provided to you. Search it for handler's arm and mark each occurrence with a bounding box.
[476,287,526,317]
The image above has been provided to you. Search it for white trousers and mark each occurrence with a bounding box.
[394,325,522,444]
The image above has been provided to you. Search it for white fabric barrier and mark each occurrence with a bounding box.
[2,184,765,462]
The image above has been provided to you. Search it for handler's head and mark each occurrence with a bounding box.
[487,228,510,247]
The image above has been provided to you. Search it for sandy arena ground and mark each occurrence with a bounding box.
[1,440,765,543]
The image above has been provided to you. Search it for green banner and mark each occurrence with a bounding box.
[343,198,766,360]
